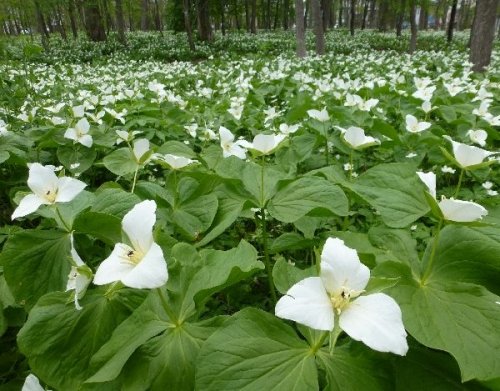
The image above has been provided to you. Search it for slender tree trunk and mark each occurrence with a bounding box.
[283,0,290,28]
[245,0,251,31]
[409,0,417,53]
[68,0,78,38]
[338,0,343,26]
[378,0,389,31]
[115,0,127,44]
[198,0,213,41]
[234,0,241,29]
[368,0,375,27]
[221,0,226,35]
[33,0,49,49]
[266,0,272,28]
[127,0,134,30]
[469,0,498,72]
[447,0,458,42]
[84,0,107,41]
[312,0,325,54]
[295,0,306,57]
[396,0,406,36]
[361,0,368,29]
[331,0,336,27]
[141,0,149,30]
[153,0,162,32]
[250,0,257,32]
[349,0,355,35]
[182,0,195,49]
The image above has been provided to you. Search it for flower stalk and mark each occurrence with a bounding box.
[421,219,444,284]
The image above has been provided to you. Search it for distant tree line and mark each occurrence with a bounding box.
[0,0,498,71]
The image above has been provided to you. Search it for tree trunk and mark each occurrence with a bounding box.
[250,0,257,32]
[198,0,213,41]
[153,0,163,32]
[245,0,251,31]
[266,0,272,29]
[84,0,107,41]
[368,0,375,27]
[141,0,150,30]
[321,0,330,31]
[33,0,49,49]
[349,0,355,35]
[446,0,458,42]
[183,0,195,50]
[283,0,290,29]
[234,0,241,29]
[312,0,325,54]
[361,0,368,29]
[274,0,281,28]
[56,6,68,40]
[396,0,406,36]
[469,0,498,72]
[295,0,306,57]
[115,0,127,44]
[378,0,389,31]
[221,0,226,35]
[409,0,417,53]
[68,0,79,38]
[337,0,343,26]
[331,0,336,28]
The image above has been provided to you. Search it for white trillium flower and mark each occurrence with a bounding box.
[64,118,93,148]
[307,108,330,122]
[133,138,151,163]
[153,153,198,169]
[250,133,286,155]
[443,136,496,168]
[115,129,141,145]
[72,105,85,118]
[412,86,435,101]
[339,126,380,149]
[417,171,487,222]
[0,119,9,136]
[466,129,487,147]
[421,100,432,114]
[12,163,86,220]
[50,116,66,126]
[405,114,431,133]
[278,123,300,135]
[275,237,408,356]
[227,105,244,120]
[93,200,168,289]
[66,234,92,310]
[22,374,50,391]
[219,126,249,159]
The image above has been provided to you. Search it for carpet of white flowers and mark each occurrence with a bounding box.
[0,31,499,390]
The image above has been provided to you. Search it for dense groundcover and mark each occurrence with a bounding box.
[0,31,499,390]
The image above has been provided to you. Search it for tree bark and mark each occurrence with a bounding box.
[312,0,325,54]
[361,0,368,29]
[141,0,150,30]
[283,0,290,29]
[337,0,343,26]
[447,0,458,42]
[250,0,257,33]
[396,0,406,36]
[183,0,195,49]
[245,0,251,31]
[115,0,127,44]
[33,0,49,49]
[197,0,213,41]
[295,0,306,57]
[153,0,163,32]
[409,0,417,53]
[469,0,498,72]
[368,0,375,27]
[349,0,355,35]
[68,0,79,38]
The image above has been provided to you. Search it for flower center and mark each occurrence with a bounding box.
[330,286,361,314]
[126,249,143,265]
[45,189,58,203]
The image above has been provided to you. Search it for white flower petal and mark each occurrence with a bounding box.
[438,198,488,222]
[339,293,408,356]
[275,277,334,331]
[22,374,45,391]
[79,134,93,148]
[444,136,494,168]
[219,126,235,144]
[11,194,46,219]
[122,200,155,254]
[121,242,168,289]
[343,127,379,149]
[320,238,370,293]
[64,128,78,141]
[251,134,286,154]
[93,243,136,285]
[416,171,436,198]
[27,163,58,199]
[55,177,86,203]
[133,139,150,161]
[76,117,90,133]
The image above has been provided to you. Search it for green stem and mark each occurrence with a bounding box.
[349,150,354,180]
[261,207,277,305]
[323,123,330,166]
[421,219,444,284]
[260,155,265,207]
[55,206,71,232]
[172,170,178,206]
[454,169,464,198]
[329,322,342,355]
[310,332,329,354]
[157,287,179,325]
[131,165,139,193]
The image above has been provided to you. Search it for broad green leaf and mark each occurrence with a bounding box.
[378,262,500,382]
[0,229,70,309]
[272,258,316,294]
[0,150,9,164]
[317,346,392,391]
[57,146,97,174]
[17,289,145,390]
[269,232,315,253]
[368,226,421,269]
[157,140,196,157]
[350,163,430,228]
[242,161,288,207]
[393,344,487,391]
[103,148,138,176]
[422,225,500,296]
[74,212,122,245]
[195,307,319,391]
[268,176,348,223]
[171,194,218,240]
[91,188,140,218]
